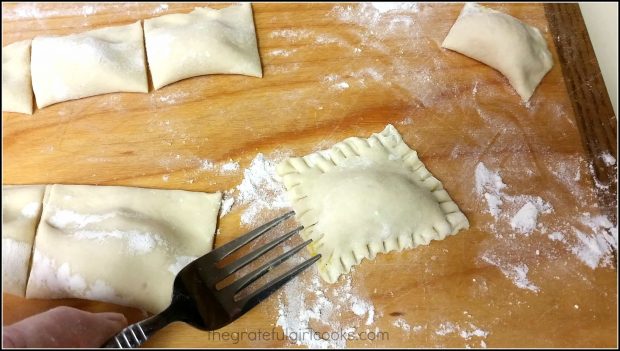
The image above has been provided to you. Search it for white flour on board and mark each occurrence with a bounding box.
[219,191,235,218]
[220,160,240,173]
[392,318,412,332]
[276,272,378,348]
[235,152,291,226]
[480,254,540,292]
[570,213,617,269]
[474,162,553,232]
[434,321,489,341]
[475,161,617,293]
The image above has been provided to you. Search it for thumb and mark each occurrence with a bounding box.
[3,306,128,348]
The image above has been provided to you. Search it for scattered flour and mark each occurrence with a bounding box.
[481,254,540,292]
[48,209,116,229]
[276,274,377,348]
[152,3,169,14]
[268,48,298,57]
[599,151,616,166]
[200,159,215,171]
[156,90,189,104]
[167,255,196,276]
[435,321,489,341]
[371,2,420,14]
[2,238,31,292]
[269,29,314,41]
[73,229,164,254]
[475,163,507,218]
[4,3,102,19]
[235,152,290,226]
[475,162,553,232]
[20,202,41,218]
[219,193,235,218]
[548,232,565,242]
[28,250,125,304]
[220,160,240,173]
[392,318,411,332]
[322,74,350,91]
[510,202,540,234]
[570,213,617,269]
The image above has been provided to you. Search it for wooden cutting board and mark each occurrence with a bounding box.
[2,2,617,348]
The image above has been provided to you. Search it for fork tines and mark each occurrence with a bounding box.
[204,211,320,315]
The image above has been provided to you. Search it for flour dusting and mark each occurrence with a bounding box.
[235,152,291,226]
[276,273,378,348]
[20,202,41,218]
[219,192,235,218]
[475,162,553,232]
[481,254,540,292]
[475,163,506,218]
[392,318,411,332]
[48,209,116,229]
[599,151,616,166]
[570,213,617,269]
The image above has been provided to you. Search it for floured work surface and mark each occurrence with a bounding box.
[2,2,616,348]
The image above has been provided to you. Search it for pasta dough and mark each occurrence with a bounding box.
[442,2,553,102]
[26,184,221,314]
[276,125,469,283]
[31,21,148,108]
[144,3,262,90]
[2,185,46,296]
[2,40,33,114]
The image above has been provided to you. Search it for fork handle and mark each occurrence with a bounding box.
[101,307,173,348]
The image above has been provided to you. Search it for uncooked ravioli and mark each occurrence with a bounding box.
[26,184,221,314]
[144,3,262,90]
[442,3,553,101]
[2,185,46,296]
[30,21,148,108]
[276,125,470,283]
[2,40,33,114]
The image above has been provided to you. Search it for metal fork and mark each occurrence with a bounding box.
[103,211,319,348]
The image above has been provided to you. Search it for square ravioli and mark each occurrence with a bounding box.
[276,125,469,283]
[31,21,148,108]
[26,184,221,314]
[2,185,46,296]
[144,3,262,90]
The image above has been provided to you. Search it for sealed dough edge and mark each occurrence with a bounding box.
[31,21,148,109]
[2,40,34,114]
[2,185,47,296]
[442,2,553,101]
[276,125,470,283]
[144,3,262,90]
[25,184,221,314]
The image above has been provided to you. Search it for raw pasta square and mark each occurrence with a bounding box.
[26,184,221,314]
[2,40,33,114]
[276,125,469,283]
[31,21,148,108]
[2,185,46,296]
[144,3,262,90]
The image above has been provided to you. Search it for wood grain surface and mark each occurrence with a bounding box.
[2,2,617,348]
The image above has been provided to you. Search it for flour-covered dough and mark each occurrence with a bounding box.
[276,125,470,283]
[26,185,221,314]
[31,22,148,108]
[2,40,33,114]
[2,185,46,296]
[144,3,262,90]
[442,2,553,101]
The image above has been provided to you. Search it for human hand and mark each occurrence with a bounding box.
[3,306,128,348]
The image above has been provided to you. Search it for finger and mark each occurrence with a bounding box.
[3,306,128,348]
